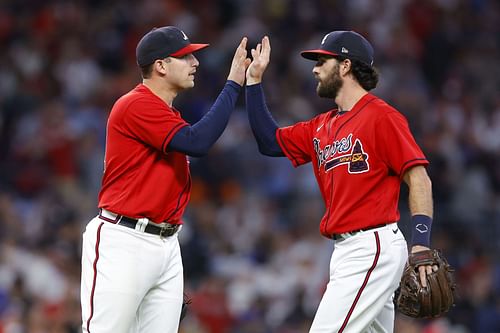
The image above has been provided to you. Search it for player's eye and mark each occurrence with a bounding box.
[316,58,325,66]
[172,54,192,61]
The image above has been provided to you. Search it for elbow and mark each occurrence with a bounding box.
[404,165,432,190]
[187,140,215,157]
[258,145,274,156]
[425,172,432,185]
[425,175,433,192]
[418,167,433,190]
[256,141,270,155]
[187,151,206,158]
[257,143,282,157]
[187,146,211,157]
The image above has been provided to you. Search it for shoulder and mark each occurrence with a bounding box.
[288,109,336,134]
[365,94,406,122]
[118,85,165,107]
[311,109,336,125]
[111,85,173,118]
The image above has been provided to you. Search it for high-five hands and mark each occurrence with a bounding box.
[227,37,252,86]
[247,36,271,85]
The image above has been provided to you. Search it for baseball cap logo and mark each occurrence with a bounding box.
[180,30,188,40]
[321,33,331,45]
[300,30,374,66]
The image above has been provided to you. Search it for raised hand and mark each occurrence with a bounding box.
[227,37,251,86]
[247,36,271,85]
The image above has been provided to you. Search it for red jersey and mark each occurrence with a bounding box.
[276,93,428,238]
[98,84,190,224]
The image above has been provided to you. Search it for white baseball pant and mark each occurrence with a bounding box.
[310,223,407,333]
[81,216,183,333]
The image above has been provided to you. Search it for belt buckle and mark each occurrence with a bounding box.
[334,231,357,241]
[159,224,176,238]
[341,232,353,240]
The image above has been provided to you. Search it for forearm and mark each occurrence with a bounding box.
[404,165,434,247]
[168,80,240,156]
[246,83,284,157]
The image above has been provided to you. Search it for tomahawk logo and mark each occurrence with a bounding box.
[314,135,369,173]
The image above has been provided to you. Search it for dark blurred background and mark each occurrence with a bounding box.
[0,0,499,332]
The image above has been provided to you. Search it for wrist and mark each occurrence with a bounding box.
[410,215,432,247]
[247,76,262,86]
[226,80,242,90]
[227,76,244,87]
[411,244,430,254]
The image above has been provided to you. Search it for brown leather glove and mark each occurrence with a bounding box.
[395,249,455,318]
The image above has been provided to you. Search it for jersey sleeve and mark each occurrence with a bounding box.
[122,99,189,153]
[276,120,314,167]
[375,110,429,178]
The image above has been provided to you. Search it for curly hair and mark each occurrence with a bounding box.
[338,56,379,91]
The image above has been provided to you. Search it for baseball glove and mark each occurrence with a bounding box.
[395,249,455,318]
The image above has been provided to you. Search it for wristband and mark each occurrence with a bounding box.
[410,215,432,247]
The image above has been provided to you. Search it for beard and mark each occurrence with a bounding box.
[317,63,343,99]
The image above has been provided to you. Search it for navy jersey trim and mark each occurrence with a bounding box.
[162,122,189,153]
[399,158,428,177]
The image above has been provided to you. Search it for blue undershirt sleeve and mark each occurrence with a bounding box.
[245,83,284,157]
[168,80,240,157]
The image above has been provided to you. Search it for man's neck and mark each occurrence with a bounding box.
[334,83,368,112]
[143,79,177,106]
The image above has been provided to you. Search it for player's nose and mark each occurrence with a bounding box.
[191,55,199,67]
[312,67,320,78]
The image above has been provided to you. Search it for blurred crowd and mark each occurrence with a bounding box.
[0,0,499,332]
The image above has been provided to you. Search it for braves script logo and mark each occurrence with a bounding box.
[313,134,369,173]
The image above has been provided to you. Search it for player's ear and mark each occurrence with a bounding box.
[341,59,352,75]
[154,58,170,75]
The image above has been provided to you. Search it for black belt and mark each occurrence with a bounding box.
[99,209,180,237]
[118,216,180,237]
[332,223,388,241]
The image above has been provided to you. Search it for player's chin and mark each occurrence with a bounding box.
[316,83,323,94]
[184,79,195,89]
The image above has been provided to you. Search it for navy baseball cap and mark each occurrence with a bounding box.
[301,31,374,66]
[136,26,209,67]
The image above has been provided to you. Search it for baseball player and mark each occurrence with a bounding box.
[80,26,250,333]
[246,32,436,332]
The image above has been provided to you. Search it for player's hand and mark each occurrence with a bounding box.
[411,245,439,288]
[246,36,271,86]
[227,37,251,86]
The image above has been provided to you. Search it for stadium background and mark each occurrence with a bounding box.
[0,0,499,332]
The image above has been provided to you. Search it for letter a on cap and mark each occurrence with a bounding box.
[321,33,331,45]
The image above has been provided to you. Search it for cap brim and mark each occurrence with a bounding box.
[300,49,339,60]
[170,43,209,57]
